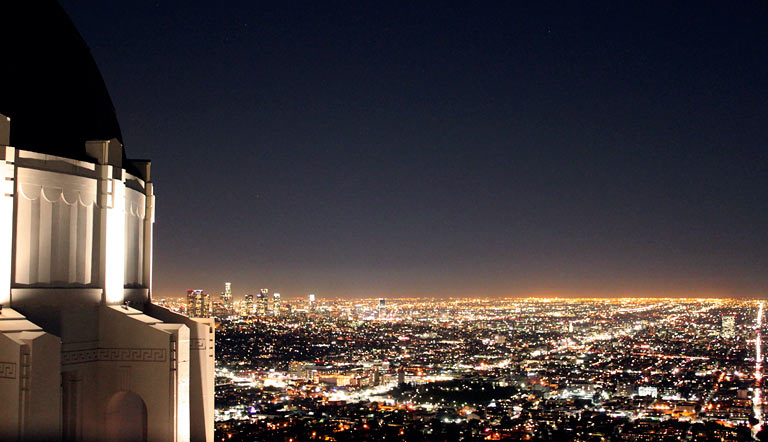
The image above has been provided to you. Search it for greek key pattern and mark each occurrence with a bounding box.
[190,338,206,350]
[62,348,167,365]
[0,362,17,379]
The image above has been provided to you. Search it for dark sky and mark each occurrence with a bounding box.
[60,1,768,300]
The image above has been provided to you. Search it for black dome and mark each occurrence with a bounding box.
[0,0,123,160]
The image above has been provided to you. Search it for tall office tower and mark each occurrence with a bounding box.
[257,289,269,316]
[273,293,282,316]
[244,293,255,316]
[186,289,212,318]
[378,298,386,316]
[261,288,270,315]
[0,2,214,440]
[188,290,200,316]
[222,282,232,311]
[203,292,211,317]
[722,315,736,339]
[309,293,316,311]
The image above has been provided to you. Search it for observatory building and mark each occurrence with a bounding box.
[0,1,214,441]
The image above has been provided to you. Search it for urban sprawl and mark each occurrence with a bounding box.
[157,291,766,441]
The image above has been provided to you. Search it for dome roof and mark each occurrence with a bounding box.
[0,0,123,160]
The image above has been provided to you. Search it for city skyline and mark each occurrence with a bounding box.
[173,282,764,303]
[60,1,768,300]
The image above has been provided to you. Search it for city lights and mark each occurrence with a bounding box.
[157,295,768,440]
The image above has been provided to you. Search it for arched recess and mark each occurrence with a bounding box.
[104,391,147,442]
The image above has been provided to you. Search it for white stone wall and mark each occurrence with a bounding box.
[15,169,97,286]
[0,143,210,442]
[124,188,145,287]
[11,155,151,293]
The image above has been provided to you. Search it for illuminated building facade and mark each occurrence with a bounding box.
[273,292,281,316]
[221,282,232,312]
[244,293,254,316]
[258,288,269,316]
[187,289,211,318]
[0,2,213,440]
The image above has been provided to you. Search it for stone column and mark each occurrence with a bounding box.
[86,139,125,304]
[0,115,14,306]
[133,161,155,301]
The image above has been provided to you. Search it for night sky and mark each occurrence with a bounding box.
[60,1,768,300]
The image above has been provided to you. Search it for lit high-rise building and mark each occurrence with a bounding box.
[258,289,269,316]
[244,293,255,316]
[309,293,316,311]
[187,289,211,318]
[273,292,282,316]
[0,3,214,440]
[221,282,232,311]
[722,315,736,339]
[378,298,386,316]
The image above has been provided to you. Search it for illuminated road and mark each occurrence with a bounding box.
[754,301,763,439]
